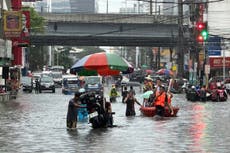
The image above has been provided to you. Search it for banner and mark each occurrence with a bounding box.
[21,11,30,39]
[209,57,230,68]
[3,11,22,38]
[11,0,22,11]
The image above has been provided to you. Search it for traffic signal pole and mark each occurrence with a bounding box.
[177,0,184,77]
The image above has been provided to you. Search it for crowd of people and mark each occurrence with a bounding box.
[141,76,174,117]
[66,75,177,130]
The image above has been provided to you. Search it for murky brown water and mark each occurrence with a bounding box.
[0,87,229,153]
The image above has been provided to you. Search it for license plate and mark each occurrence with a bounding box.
[89,112,98,118]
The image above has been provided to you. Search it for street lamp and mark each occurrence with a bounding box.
[54,46,64,66]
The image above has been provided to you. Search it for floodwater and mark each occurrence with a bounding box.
[0,87,229,153]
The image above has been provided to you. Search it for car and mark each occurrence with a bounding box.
[84,76,103,94]
[39,76,55,93]
[21,76,33,93]
[52,71,63,87]
[62,75,80,94]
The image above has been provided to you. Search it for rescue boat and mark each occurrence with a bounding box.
[140,106,179,117]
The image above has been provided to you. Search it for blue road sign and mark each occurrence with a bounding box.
[207,36,222,56]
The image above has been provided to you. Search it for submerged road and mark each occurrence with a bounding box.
[0,86,229,153]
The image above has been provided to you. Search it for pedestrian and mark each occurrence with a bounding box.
[129,86,136,95]
[35,78,40,94]
[124,91,141,116]
[66,92,86,129]
[122,86,128,103]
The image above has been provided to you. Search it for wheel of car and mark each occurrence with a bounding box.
[52,89,55,93]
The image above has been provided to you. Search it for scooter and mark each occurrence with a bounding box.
[211,88,228,102]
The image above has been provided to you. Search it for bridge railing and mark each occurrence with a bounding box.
[40,13,179,24]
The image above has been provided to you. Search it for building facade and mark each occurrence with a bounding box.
[69,0,96,13]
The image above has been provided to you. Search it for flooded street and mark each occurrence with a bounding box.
[0,87,229,153]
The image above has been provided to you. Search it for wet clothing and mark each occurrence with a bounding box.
[110,88,118,97]
[35,80,40,94]
[154,92,167,117]
[122,90,128,103]
[66,98,81,128]
[154,92,167,107]
[129,89,136,96]
[125,97,136,116]
[199,88,207,102]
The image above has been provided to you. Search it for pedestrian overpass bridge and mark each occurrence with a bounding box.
[30,13,190,47]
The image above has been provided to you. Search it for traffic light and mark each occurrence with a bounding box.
[196,22,208,43]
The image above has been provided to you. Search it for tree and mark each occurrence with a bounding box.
[22,7,47,72]
[22,7,46,33]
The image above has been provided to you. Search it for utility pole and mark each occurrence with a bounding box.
[150,0,152,15]
[177,0,184,77]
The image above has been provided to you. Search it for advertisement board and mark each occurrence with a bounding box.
[3,11,22,38]
[209,57,230,68]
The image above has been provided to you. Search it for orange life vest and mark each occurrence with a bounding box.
[154,92,166,107]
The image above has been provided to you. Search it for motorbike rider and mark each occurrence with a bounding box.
[109,84,119,102]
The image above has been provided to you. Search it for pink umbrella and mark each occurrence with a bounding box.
[156,69,173,76]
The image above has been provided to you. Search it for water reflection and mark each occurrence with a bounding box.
[0,89,229,152]
[189,104,206,152]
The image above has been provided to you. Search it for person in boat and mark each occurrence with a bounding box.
[155,77,163,92]
[122,86,129,103]
[153,85,173,117]
[166,91,174,115]
[143,75,154,92]
[66,91,86,129]
[124,91,141,116]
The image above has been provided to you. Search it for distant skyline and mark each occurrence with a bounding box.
[39,0,137,13]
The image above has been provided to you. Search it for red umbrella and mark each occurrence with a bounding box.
[70,52,134,76]
[156,69,173,75]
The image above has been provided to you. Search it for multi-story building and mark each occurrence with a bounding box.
[69,0,97,13]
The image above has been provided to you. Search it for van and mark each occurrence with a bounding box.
[62,75,80,95]
[84,76,103,94]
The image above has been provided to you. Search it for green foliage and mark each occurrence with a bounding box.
[22,7,46,33]
[28,46,49,72]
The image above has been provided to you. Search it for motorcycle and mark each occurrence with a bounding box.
[82,93,115,128]
[211,88,228,102]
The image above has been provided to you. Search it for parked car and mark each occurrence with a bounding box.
[52,71,63,87]
[62,75,80,94]
[39,76,55,93]
[84,76,103,94]
[21,76,33,93]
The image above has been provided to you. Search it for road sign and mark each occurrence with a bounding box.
[207,36,222,56]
